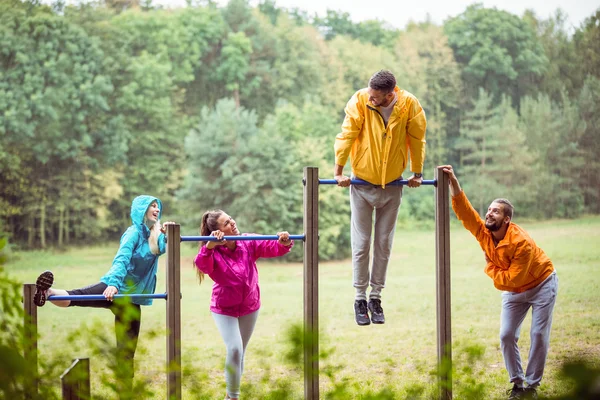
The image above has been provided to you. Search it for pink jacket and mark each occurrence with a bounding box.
[194,234,293,317]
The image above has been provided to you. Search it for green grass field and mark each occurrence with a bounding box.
[4,217,600,399]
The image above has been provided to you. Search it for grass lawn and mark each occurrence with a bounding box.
[4,216,600,399]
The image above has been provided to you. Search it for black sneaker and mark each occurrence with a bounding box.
[354,300,370,326]
[368,298,385,324]
[507,384,525,399]
[33,270,54,307]
[523,387,538,399]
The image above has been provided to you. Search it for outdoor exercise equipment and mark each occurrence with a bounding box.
[23,224,182,400]
[23,166,452,400]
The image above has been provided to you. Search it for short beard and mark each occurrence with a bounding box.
[485,221,502,232]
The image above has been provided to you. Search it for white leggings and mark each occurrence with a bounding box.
[212,310,259,398]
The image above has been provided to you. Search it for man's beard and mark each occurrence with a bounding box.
[485,220,502,232]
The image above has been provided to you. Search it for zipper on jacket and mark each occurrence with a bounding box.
[367,104,388,128]
[368,104,391,171]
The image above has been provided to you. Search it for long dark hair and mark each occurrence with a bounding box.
[194,210,224,284]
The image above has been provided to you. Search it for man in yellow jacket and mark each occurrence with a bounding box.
[440,165,557,400]
[334,70,427,326]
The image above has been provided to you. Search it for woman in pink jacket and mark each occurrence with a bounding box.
[194,210,293,400]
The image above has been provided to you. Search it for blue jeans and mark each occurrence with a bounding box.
[500,272,558,388]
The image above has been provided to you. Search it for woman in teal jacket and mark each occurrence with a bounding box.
[33,195,174,381]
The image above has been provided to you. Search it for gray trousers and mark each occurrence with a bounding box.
[500,272,558,388]
[212,310,259,398]
[350,183,403,301]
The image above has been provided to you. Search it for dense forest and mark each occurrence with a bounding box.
[1,0,599,260]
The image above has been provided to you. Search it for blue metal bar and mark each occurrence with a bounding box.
[318,178,436,186]
[181,234,305,242]
[48,293,167,301]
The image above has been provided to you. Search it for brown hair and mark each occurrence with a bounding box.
[194,210,224,284]
[369,70,396,93]
[492,198,514,220]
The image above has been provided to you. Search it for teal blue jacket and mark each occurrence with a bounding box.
[100,195,166,305]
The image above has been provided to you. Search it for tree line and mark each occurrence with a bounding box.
[1,0,599,259]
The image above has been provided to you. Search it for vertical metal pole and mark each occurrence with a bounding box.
[166,224,181,400]
[435,167,452,399]
[23,283,38,400]
[303,167,319,400]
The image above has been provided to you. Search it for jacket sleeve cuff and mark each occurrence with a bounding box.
[280,240,294,252]
[101,276,121,288]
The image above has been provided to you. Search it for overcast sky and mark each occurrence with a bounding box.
[160,0,598,31]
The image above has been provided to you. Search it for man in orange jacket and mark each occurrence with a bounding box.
[440,165,557,400]
[334,70,427,326]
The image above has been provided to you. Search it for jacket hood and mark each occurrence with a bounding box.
[130,195,162,228]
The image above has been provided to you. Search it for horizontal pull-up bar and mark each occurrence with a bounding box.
[47,293,168,301]
[181,234,305,242]
[318,178,437,186]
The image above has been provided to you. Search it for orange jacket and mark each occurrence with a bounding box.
[334,86,426,187]
[452,191,554,293]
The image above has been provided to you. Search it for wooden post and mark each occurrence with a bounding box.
[166,224,181,400]
[435,167,452,399]
[23,283,38,400]
[303,167,319,400]
[61,358,90,400]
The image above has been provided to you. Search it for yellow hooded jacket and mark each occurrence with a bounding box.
[334,86,427,187]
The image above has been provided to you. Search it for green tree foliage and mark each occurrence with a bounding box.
[524,9,582,101]
[396,22,463,172]
[239,14,329,116]
[179,98,305,250]
[179,99,350,261]
[313,10,356,40]
[574,9,600,80]
[455,89,502,215]
[1,0,599,250]
[356,19,399,46]
[286,7,311,26]
[445,4,548,106]
[456,90,533,215]
[195,3,330,118]
[519,93,586,218]
[178,99,261,228]
[71,5,223,230]
[216,31,253,107]
[221,0,261,37]
[327,35,407,105]
[313,10,399,46]
[0,0,126,246]
[577,76,600,213]
[257,0,280,25]
[262,102,351,260]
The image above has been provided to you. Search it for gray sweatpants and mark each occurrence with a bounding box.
[500,272,558,388]
[212,310,259,398]
[350,183,403,301]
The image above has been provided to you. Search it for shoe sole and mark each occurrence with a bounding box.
[34,270,54,307]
